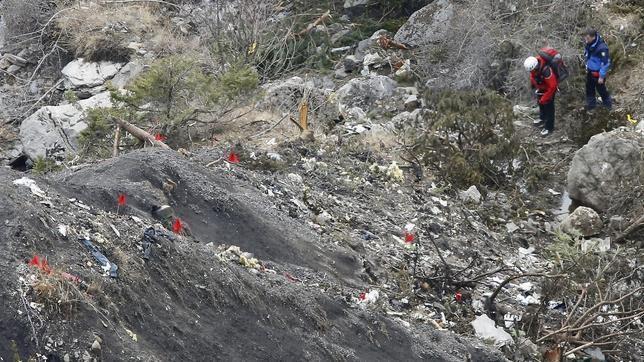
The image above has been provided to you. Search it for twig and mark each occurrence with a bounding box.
[249,113,290,139]
[19,285,39,348]
[20,79,64,119]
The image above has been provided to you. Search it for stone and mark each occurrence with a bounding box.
[459,185,482,204]
[7,64,22,75]
[363,53,384,67]
[560,206,603,237]
[394,0,455,47]
[62,59,124,90]
[110,61,144,89]
[19,92,113,160]
[343,55,361,73]
[153,205,174,219]
[567,128,643,212]
[404,94,420,111]
[4,53,28,67]
[63,353,71,362]
[392,109,429,124]
[260,76,338,124]
[91,339,101,352]
[335,75,397,118]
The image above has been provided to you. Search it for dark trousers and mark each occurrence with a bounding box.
[539,95,555,131]
[586,72,612,109]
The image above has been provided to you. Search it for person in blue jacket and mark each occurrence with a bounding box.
[583,28,612,110]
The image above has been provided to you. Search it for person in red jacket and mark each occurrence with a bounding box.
[524,55,558,137]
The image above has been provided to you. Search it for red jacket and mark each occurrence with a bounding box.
[529,57,558,105]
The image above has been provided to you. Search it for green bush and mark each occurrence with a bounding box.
[410,90,519,187]
[32,156,61,174]
[78,108,119,158]
[115,56,258,126]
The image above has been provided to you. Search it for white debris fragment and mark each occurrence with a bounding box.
[57,224,68,237]
[503,313,521,328]
[547,188,562,196]
[516,293,540,306]
[110,224,121,238]
[471,314,514,347]
[13,177,47,198]
[517,282,534,292]
[267,152,282,161]
[581,238,611,253]
[358,289,380,308]
[505,222,520,233]
[431,196,448,207]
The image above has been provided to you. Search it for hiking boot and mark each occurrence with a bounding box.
[533,119,545,127]
[541,129,552,137]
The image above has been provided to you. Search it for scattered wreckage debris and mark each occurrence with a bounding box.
[79,237,118,278]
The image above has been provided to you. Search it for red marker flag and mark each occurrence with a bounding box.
[404,231,415,244]
[227,152,240,164]
[172,218,184,234]
[455,292,463,302]
[154,133,167,142]
[117,193,127,206]
[29,255,51,274]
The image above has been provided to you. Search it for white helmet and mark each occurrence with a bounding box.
[524,56,539,72]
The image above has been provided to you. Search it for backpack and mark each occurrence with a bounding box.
[538,47,569,82]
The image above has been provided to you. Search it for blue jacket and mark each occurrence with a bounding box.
[585,34,611,78]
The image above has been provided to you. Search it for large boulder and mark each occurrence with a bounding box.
[567,128,644,212]
[336,75,397,119]
[259,76,339,124]
[394,0,455,47]
[560,206,603,237]
[19,92,112,160]
[62,59,124,97]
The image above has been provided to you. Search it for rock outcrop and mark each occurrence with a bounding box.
[19,92,112,160]
[62,59,123,97]
[567,128,643,212]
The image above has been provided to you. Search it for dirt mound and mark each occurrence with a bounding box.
[0,150,504,361]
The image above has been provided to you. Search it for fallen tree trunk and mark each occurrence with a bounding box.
[614,213,644,243]
[114,119,171,150]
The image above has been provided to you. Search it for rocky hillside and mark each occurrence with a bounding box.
[0,0,642,361]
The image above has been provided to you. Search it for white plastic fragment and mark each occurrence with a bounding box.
[471,314,514,347]
[57,224,68,237]
[13,177,47,198]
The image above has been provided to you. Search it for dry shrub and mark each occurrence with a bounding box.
[32,273,84,316]
[56,4,196,62]
[0,0,53,39]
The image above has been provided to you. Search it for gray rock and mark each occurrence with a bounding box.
[404,94,420,111]
[62,59,124,92]
[7,64,22,75]
[19,92,112,160]
[459,185,482,204]
[560,206,603,237]
[91,339,101,352]
[111,61,145,89]
[336,75,397,117]
[567,128,643,212]
[391,109,428,124]
[394,0,455,47]
[259,76,338,124]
